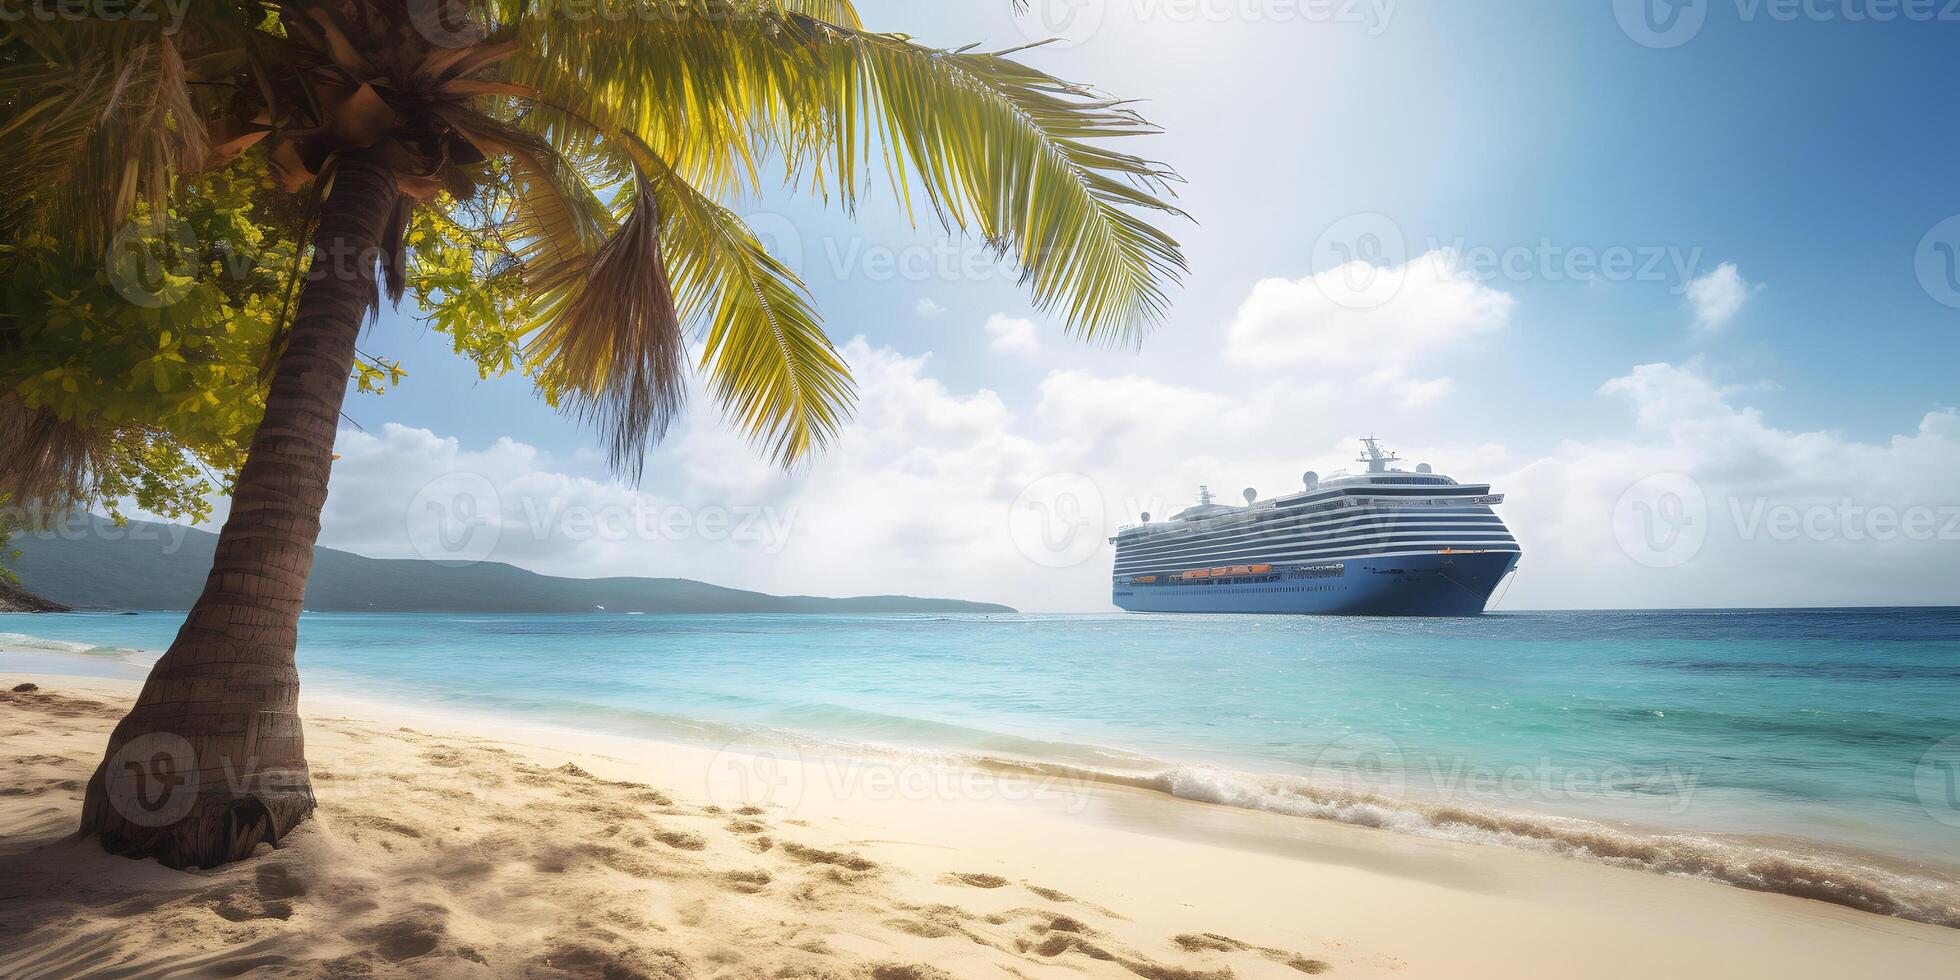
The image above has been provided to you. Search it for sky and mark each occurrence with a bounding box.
[190,1,1960,612]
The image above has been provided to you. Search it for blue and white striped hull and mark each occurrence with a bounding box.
[1111,550,1519,616]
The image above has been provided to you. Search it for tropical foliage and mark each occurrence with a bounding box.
[1,0,1186,511]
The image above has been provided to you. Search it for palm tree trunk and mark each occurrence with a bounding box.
[78,151,401,869]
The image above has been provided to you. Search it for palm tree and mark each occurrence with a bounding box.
[0,0,1184,868]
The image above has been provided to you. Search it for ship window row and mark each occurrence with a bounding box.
[1120,544,1521,571]
[1124,487,1494,541]
[1115,527,1517,567]
[1113,537,1521,573]
[1117,511,1506,560]
[1270,484,1490,509]
[1115,540,1521,574]
[1119,504,1501,547]
[1117,519,1510,563]
[1113,521,1505,568]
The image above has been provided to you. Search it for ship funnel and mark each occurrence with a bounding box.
[1302,471,1319,490]
[1242,487,1258,505]
[1416,463,1432,474]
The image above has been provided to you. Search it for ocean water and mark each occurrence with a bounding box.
[5,608,1959,925]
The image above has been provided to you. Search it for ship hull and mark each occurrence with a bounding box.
[1111,551,1518,617]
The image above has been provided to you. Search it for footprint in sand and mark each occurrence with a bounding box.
[652,829,708,851]
[779,842,876,871]
[421,747,469,768]
[883,917,959,939]
[1173,932,1333,974]
[723,869,772,894]
[943,872,1009,888]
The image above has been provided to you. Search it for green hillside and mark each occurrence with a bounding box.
[9,516,1013,615]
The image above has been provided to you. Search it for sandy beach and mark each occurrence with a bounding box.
[3,673,1957,979]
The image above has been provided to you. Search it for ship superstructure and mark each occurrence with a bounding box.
[1109,439,1519,615]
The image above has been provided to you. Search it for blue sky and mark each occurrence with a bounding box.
[310,1,1960,611]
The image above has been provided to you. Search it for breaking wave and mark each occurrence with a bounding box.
[970,757,1960,929]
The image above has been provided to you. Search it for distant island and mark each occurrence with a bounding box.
[7,516,1014,615]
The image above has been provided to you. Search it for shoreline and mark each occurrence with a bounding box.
[5,638,1960,933]
[3,671,1959,978]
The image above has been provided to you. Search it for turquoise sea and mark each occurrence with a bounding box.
[5,607,1958,926]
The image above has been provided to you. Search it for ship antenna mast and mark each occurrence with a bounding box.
[1357,436,1400,474]
[1197,485,1214,506]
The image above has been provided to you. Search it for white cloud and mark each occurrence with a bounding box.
[1493,362,1960,609]
[1225,248,1514,374]
[1363,366,1455,411]
[297,341,1955,614]
[1685,262,1751,330]
[984,313,1041,357]
[913,298,945,318]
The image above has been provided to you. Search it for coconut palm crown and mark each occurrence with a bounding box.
[0,0,1185,868]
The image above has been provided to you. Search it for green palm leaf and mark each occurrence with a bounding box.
[630,142,854,467]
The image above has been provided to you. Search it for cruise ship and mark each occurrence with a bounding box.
[1109,439,1520,616]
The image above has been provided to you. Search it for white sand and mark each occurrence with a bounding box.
[2,673,1957,979]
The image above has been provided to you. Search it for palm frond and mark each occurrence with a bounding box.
[523,171,688,476]
[780,0,863,29]
[0,15,243,251]
[0,396,105,515]
[507,4,1187,344]
[811,28,1188,343]
[629,142,854,467]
